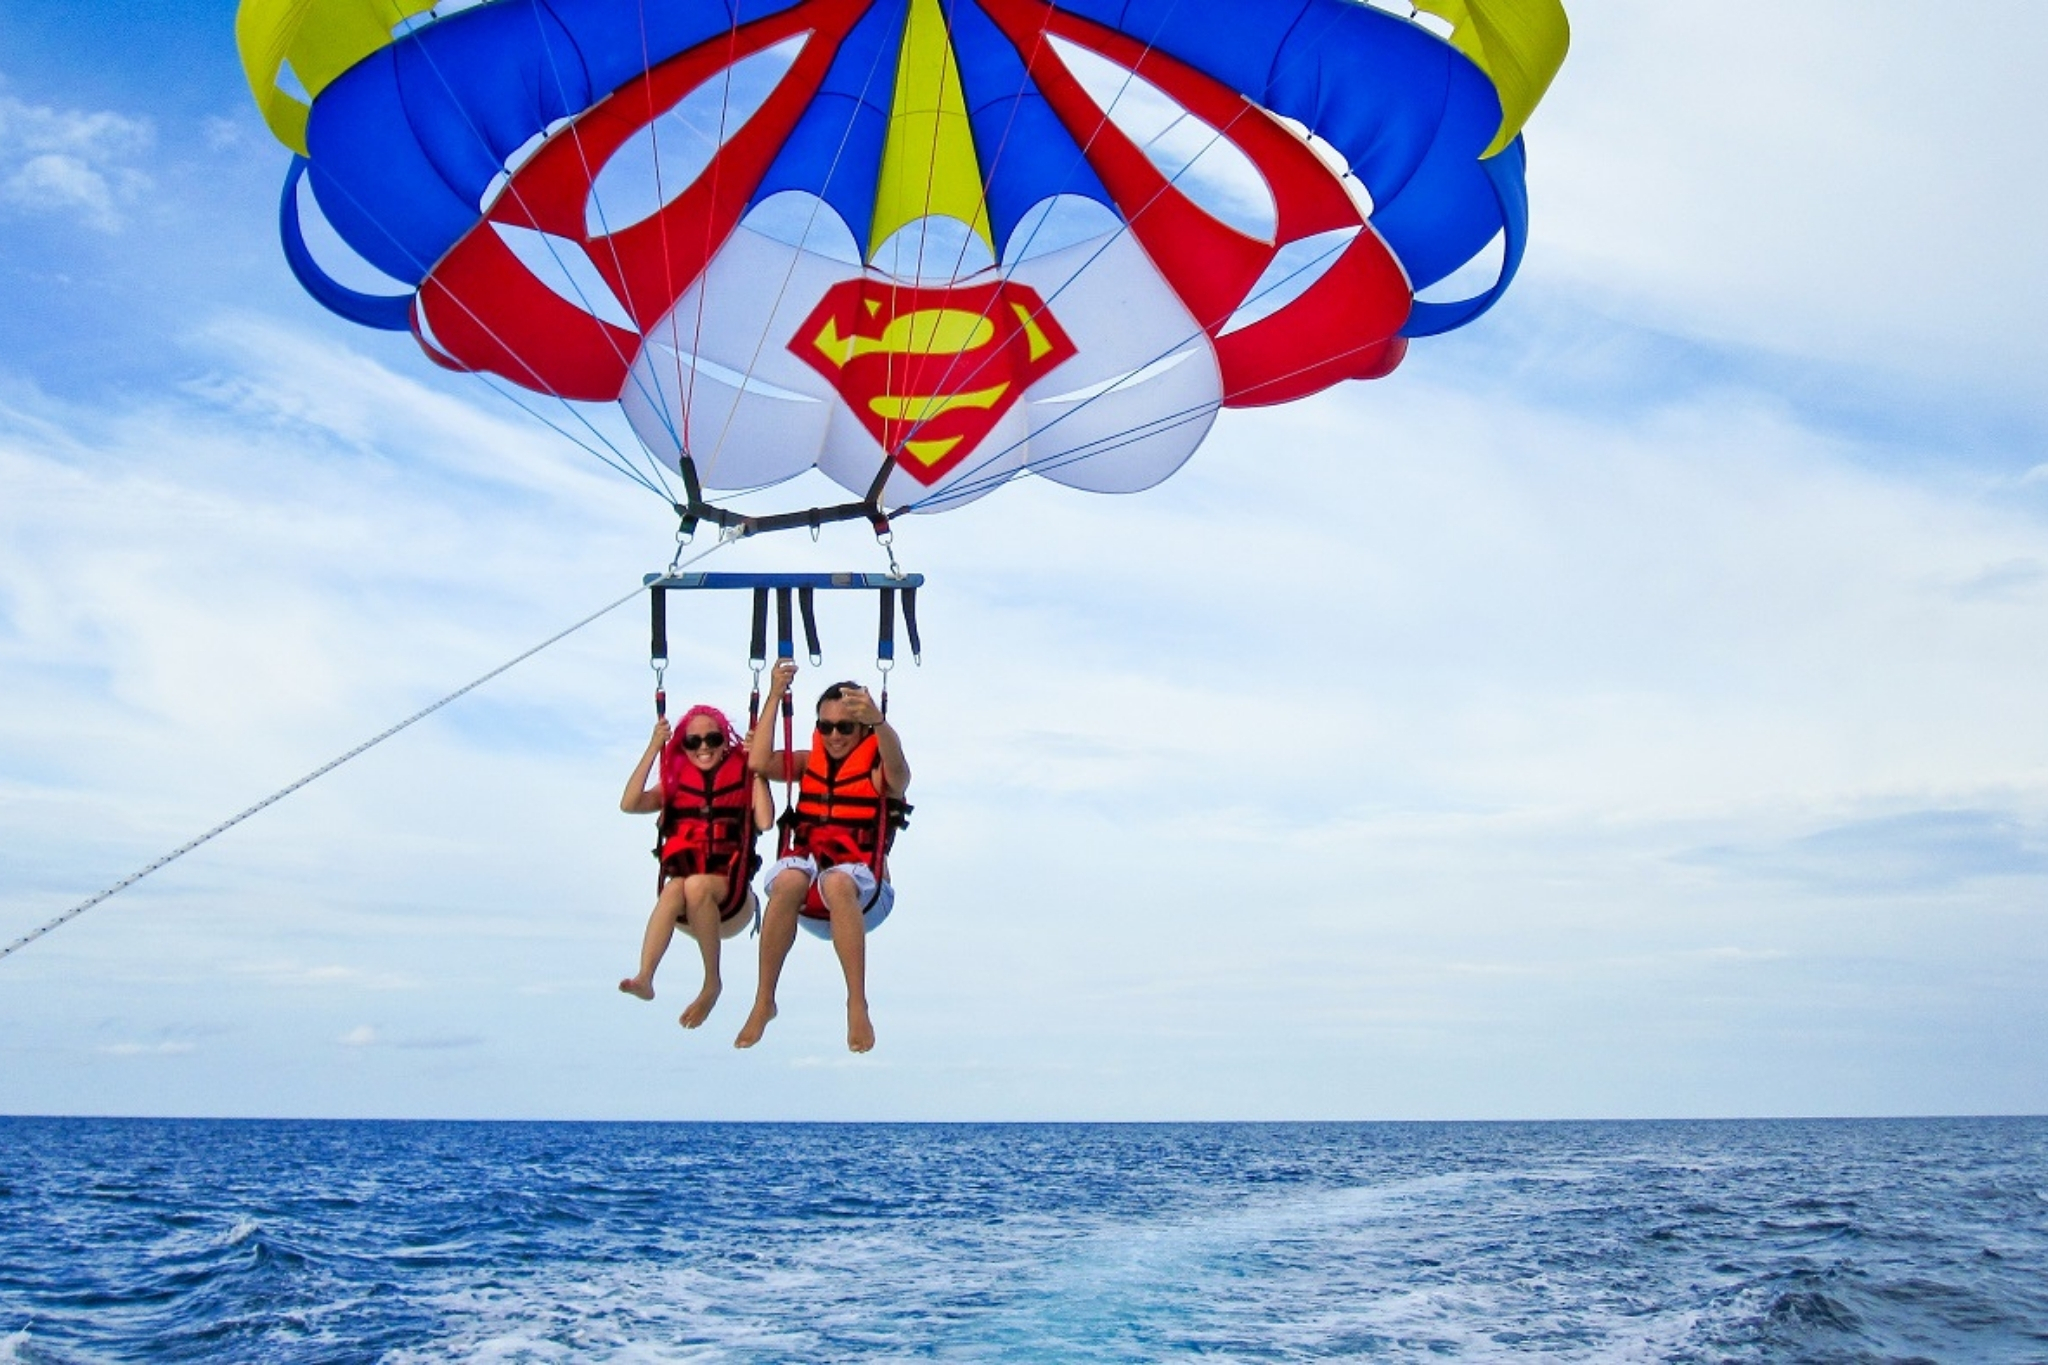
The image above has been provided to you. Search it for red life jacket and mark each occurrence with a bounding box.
[782,731,907,877]
[657,745,756,883]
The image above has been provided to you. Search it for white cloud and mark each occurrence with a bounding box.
[229,960,421,991]
[0,90,153,232]
[6,0,2048,1119]
[1534,2,2048,392]
[337,1024,484,1050]
[98,1041,197,1057]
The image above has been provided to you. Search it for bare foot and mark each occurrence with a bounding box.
[618,976,654,1001]
[678,980,722,1029]
[847,999,875,1054]
[733,1003,777,1049]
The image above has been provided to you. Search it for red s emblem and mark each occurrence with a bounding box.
[791,278,1077,485]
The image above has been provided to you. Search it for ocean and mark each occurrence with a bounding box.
[1,1117,2043,1362]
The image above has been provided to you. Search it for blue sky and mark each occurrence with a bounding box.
[3,2,2047,1120]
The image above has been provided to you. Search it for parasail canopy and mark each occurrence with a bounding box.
[239,0,1568,531]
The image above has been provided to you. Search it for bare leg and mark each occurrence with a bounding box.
[619,878,688,1000]
[735,869,807,1048]
[677,874,734,1028]
[819,869,873,1053]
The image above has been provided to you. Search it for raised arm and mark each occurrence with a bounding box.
[748,659,800,781]
[620,719,669,814]
[838,686,910,797]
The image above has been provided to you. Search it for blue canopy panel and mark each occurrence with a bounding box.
[1046,0,1514,292]
[278,156,415,329]
[747,0,905,244]
[950,0,1113,255]
[300,0,804,290]
[548,0,813,98]
[1403,136,1525,337]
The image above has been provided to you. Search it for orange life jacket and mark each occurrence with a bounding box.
[657,746,756,882]
[782,731,907,875]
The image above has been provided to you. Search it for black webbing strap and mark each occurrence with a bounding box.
[775,587,797,855]
[798,586,821,664]
[902,586,921,664]
[876,589,896,714]
[720,807,757,919]
[650,585,669,718]
[675,459,705,537]
[748,587,769,666]
[747,587,768,728]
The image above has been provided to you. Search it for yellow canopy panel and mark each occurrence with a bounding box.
[237,0,440,154]
[869,0,994,257]
[1413,0,1571,158]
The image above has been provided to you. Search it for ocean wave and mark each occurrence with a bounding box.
[3,1118,2047,1362]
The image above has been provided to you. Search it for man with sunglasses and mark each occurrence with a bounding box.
[736,660,911,1054]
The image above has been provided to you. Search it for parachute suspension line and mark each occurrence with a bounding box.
[692,19,902,494]
[0,537,740,967]
[669,2,749,492]
[916,400,1219,510]
[301,164,675,500]
[863,35,1249,507]
[910,330,1400,512]
[879,0,1387,516]
[864,101,1267,507]
[473,375,672,500]
[522,2,692,467]
[864,0,985,503]
[901,0,1161,420]
[367,14,681,499]
[903,330,1409,513]
[637,0,691,473]
[861,0,1196,503]
[913,0,1409,517]
[877,0,1371,508]
[679,24,922,548]
[905,5,1055,414]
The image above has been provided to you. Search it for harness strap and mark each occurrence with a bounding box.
[718,799,757,919]
[877,589,895,714]
[776,587,797,857]
[798,586,821,665]
[649,585,669,718]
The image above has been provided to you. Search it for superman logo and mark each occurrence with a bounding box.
[791,278,1077,485]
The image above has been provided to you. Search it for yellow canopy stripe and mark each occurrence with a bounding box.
[236,0,440,154]
[1412,0,1570,158]
[869,0,994,259]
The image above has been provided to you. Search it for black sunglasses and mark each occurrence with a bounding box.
[815,720,866,737]
[679,732,727,751]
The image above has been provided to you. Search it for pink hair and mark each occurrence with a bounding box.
[674,703,742,748]
[660,703,746,794]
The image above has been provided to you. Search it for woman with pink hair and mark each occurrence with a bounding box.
[617,704,774,1029]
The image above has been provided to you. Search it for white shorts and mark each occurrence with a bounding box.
[767,855,895,938]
